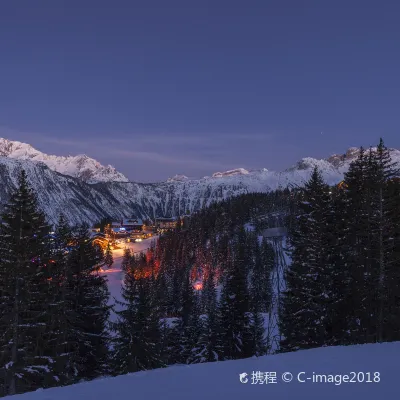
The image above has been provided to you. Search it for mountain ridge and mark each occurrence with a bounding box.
[0,138,129,183]
[2,137,397,184]
[0,138,398,226]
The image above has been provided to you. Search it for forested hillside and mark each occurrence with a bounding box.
[116,190,295,369]
[124,138,400,369]
[281,139,400,350]
[2,139,400,398]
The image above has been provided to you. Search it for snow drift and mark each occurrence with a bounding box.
[9,341,398,399]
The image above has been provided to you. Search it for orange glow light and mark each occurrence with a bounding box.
[193,281,203,291]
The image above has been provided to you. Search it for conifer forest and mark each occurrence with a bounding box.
[1,139,400,396]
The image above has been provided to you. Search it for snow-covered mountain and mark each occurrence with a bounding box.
[0,140,398,226]
[166,174,189,182]
[9,341,397,399]
[0,138,128,183]
[211,168,250,178]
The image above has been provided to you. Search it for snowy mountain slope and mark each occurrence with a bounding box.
[0,156,280,225]
[211,167,250,178]
[0,142,398,225]
[9,341,397,399]
[0,138,128,183]
[166,174,189,182]
[0,157,159,225]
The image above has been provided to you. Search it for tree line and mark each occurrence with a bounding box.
[280,139,400,351]
[122,138,400,371]
[0,170,280,396]
[0,170,111,396]
[109,189,293,374]
[2,138,399,396]
[113,226,275,373]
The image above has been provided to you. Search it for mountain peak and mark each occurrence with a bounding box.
[0,138,129,183]
[167,174,189,182]
[327,147,362,167]
[326,146,400,168]
[211,168,250,178]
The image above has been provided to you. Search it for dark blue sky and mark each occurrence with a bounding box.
[1,0,400,181]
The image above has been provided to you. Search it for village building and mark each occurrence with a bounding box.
[155,217,177,230]
[121,218,144,231]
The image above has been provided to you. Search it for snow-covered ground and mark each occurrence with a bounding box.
[9,341,398,399]
[99,237,158,321]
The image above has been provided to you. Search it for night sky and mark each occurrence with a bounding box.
[1,0,400,182]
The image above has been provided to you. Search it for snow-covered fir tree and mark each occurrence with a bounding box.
[44,214,77,386]
[339,141,400,344]
[103,242,113,269]
[112,261,163,374]
[0,169,55,395]
[217,227,252,360]
[66,224,111,380]
[168,267,197,364]
[185,291,204,364]
[120,247,132,273]
[280,167,335,352]
[194,266,221,363]
[369,139,400,342]
[249,239,269,356]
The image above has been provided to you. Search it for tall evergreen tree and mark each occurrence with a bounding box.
[112,265,163,374]
[249,241,268,356]
[121,247,132,273]
[185,291,203,364]
[168,267,196,364]
[44,214,77,387]
[0,169,54,395]
[103,242,114,269]
[337,147,373,344]
[325,185,352,346]
[338,143,399,344]
[280,167,335,352]
[194,266,220,363]
[218,228,252,360]
[383,175,400,342]
[369,139,400,342]
[66,224,110,381]
[258,238,274,312]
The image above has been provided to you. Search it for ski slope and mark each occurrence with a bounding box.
[9,341,398,399]
[99,237,158,321]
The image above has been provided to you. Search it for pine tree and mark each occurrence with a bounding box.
[66,224,110,381]
[44,214,77,386]
[279,167,335,352]
[337,143,400,345]
[194,266,220,363]
[168,267,196,364]
[337,147,373,344]
[369,139,400,342]
[0,169,55,395]
[218,228,252,360]
[103,242,114,269]
[121,247,132,273]
[185,292,203,364]
[259,238,274,312]
[383,175,400,342]
[325,185,352,346]
[249,242,268,356]
[154,265,173,365]
[112,265,163,374]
